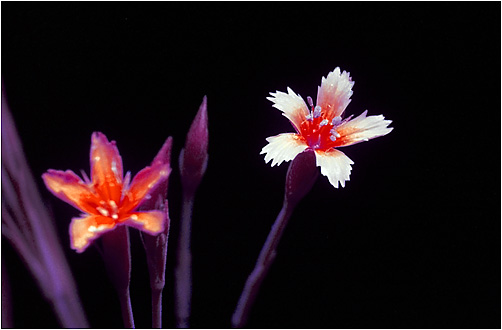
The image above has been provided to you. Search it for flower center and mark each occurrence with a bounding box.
[96,199,120,220]
[299,98,343,151]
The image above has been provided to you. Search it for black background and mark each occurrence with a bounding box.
[2,2,500,329]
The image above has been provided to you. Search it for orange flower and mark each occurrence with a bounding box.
[43,132,170,253]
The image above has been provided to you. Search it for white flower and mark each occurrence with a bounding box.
[261,67,393,188]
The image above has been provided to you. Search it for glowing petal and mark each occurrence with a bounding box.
[336,110,393,147]
[260,133,308,167]
[124,211,165,235]
[90,132,123,201]
[314,149,354,188]
[123,163,170,211]
[70,215,115,253]
[267,87,310,132]
[316,67,354,119]
[42,169,100,214]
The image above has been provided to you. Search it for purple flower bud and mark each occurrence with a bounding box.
[179,96,208,196]
[284,148,318,206]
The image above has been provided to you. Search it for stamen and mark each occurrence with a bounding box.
[96,206,110,217]
[330,129,341,138]
[108,200,118,213]
[330,136,337,141]
[307,96,314,108]
[306,112,313,121]
[332,116,342,125]
[313,106,322,118]
[319,119,328,127]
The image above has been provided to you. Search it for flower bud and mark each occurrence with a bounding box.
[179,96,208,196]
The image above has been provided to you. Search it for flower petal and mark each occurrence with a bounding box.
[316,67,354,119]
[314,149,354,188]
[90,132,124,202]
[122,163,170,212]
[260,133,308,167]
[267,87,310,132]
[70,214,116,253]
[42,169,100,214]
[335,110,393,147]
[124,211,165,235]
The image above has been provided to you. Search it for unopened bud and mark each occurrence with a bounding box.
[179,96,208,195]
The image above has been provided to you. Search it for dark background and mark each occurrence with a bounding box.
[2,2,500,329]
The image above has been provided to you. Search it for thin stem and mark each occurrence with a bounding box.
[175,192,194,328]
[231,201,295,328]
[118,289,135,328]
[152,288,163,328]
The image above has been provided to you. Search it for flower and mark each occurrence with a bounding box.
[261,67,393,188]
[42,132,170,253]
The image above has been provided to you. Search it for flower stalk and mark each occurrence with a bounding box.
[232,149,318,328]
[175,96,208,328]
[140,136,173,328]
[100,226,135,328]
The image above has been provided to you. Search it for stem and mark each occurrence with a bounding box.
[152,288,163,328]
[118,289,135,328]
[175,192,194,328]
[231,200,295,328]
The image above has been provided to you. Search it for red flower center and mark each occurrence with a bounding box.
[298,106,341,151]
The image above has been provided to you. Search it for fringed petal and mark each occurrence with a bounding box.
[260,133,308,167]
[335,110,393,147]
[314,149,354,188]
[70,215,115,253]
[42,169,100,214]
[267,87,310,132]
[316,67,354,119]
[90,132,124,202]
[124,210,165,235]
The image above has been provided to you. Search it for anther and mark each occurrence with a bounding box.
[96,206,110,217]
[330,129,341,138]
[306,113,313,121]
[307,96,314,108]
[319,119,328,127]
[330,136,337,141]
[332,116,342,125]
[313,106,322,118]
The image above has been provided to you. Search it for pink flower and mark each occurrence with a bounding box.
[261,67,393,188]
[42,132,170,252]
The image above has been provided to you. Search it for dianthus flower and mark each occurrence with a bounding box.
[261,67,393,188]
[43,132,170,252]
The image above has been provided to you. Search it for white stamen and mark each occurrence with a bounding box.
[313,106,322,118]
[130,214,139,222]
[332,116,342,125]
[330,129,341,138]
[96,207,110,217]
[112,214,119,220]
[306,113,313,121]
[307,96,314,108]
[108,200,118,211]
[319,119,328,127]
[330,136,337,141]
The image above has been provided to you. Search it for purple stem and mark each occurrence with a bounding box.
[231,201,295,328]
[175,192,194,328]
